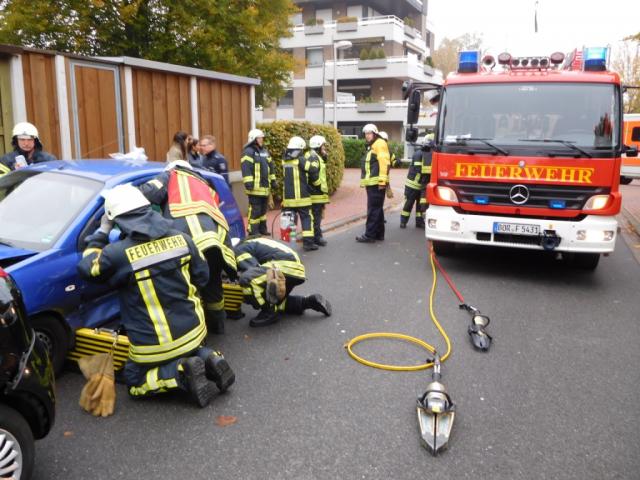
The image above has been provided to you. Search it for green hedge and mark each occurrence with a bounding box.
[257,121,345,201]
[342,138,404,168]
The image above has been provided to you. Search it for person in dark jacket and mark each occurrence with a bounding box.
[281,136,320,251]
[139,160,237,335]
[77,184,235,407]
[199,135,230,185]
[0,122,56,176]
[233,237,331,327]
[306,135,330,247]
[400,135,432,229]
[241,129,276,236]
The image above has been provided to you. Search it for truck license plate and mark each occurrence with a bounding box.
[493,222,540,236]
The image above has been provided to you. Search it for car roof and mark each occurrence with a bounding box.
[26,160,191,187]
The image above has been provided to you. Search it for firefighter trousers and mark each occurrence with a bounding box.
[284,207,314,239]
[125,346,213,398]
[365,186,386,240]
[247,195,268,236]
[401,187,426,225]
[311,203,325,240]
[202,247,225,315]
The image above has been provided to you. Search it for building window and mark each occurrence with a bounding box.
[278,89,294,108]
[306,87,324,107]
[306,48,324,67]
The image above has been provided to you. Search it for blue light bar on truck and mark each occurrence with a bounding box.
[458,51,480,73]
[583,47,608,72]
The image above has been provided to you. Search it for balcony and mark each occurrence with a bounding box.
[325,55,433,82]
[324,100,408,123]
[281,15,428,54]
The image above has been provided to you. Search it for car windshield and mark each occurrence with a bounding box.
[0,171,103,251]
[440,82,619,151]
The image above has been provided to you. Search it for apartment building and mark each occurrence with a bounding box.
[257,0,439,142]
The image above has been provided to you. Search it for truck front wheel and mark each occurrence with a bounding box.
[620,176,633,185]
[567,253,600,270]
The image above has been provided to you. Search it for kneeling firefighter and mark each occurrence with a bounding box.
[77,185,234,407]
[282,136,320,251]
[401,135,432,229]
[139,160,237,333]
[233,237,332,327]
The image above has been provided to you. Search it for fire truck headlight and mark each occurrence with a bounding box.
[576,230,615,242]
[603,230,615,241]
[450,221,460,231]
[435,186,458,203]
[584,195,610,211]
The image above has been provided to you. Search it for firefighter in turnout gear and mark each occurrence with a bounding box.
[241,129,276,236]
[282,136,321,251]
[139,160,237,335]
[306,135,330,246]
[0,122,56,176]
[400,135,433,229]
[356,124,390,243]
[233,237,332,327]
[78,185,235,407]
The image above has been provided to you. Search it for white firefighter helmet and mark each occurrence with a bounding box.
[362,123,379,134]
[103,184,151,220]
[309,135,327,149]
[426,89,440,104]
[248,128,265,143]
[287,136,306,150]
[164,159,193,171]
[378,131,389,141]
[12,122,39,139]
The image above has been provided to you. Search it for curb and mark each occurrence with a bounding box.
[621,205,640,237]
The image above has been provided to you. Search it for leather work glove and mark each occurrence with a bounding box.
[98,213,114,234]
[79,373,102,412]
[265,267,286,305]
[385,184,394,199]
[267,193,275,210]
[90,374,116,417]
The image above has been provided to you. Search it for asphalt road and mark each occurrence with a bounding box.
[35,213,640,480]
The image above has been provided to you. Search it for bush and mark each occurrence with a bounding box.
[342,138,405,169]
[359,48,370,60]
[257,121,345,201]
[337,16,357,23]
[375,48,387,59]
[403,16,415,28]
[304,17,323,26]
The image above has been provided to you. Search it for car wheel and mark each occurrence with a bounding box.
[432,241,456,256]
[620,176,633,185]
[567,253,600,270]
[0,404,34,480]
[31,315,69,376]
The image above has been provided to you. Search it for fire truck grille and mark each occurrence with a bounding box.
[442,180,607,210]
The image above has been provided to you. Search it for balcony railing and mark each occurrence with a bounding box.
[292,15,422,39]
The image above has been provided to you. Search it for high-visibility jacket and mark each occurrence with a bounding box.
[78,209,209,364]
[306,149,329,204]
[282,151,319,208]
[139,167,236,275]
[360,137,390,187]
[0,148,57,177]
[241,143,275,196]
[234,238,306,309]
[405,149,432,191]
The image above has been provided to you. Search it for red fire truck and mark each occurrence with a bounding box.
[403,48,638,270]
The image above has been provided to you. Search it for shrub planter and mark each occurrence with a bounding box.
[357,59,387,69]
[404,25,417,38]
[304,25,325,35]
[337,22,358,32]
[423,64,435,76]
[357,103,387,113]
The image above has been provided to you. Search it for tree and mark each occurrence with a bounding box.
[431,33,483,77]
[612,39,640,113]
[0,0,298,104]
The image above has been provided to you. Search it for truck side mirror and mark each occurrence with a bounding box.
[624,145,638,157]
[407,90,421,125]
[406,128,418,143]
[402,80,413,100]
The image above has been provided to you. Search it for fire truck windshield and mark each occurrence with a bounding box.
[440,82,618,153]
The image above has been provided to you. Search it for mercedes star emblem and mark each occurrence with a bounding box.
[509,184,530,205]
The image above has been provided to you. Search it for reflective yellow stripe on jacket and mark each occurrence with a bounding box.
[360,138,390,187]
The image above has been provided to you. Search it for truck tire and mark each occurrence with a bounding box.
[30,315,69,376]
[432,241,456,256]
[620,176,633,185]
[568,253,600,270]
[0,404,35,480]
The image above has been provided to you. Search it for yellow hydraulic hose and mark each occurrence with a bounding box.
[344,247,451,371]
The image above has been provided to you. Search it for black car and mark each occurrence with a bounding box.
[0,267,55,480]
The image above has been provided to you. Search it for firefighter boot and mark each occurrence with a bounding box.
[179,357,215,408]
[303,238,319,251]
[416,217,425,229]
[304,294,332,316]
[314,236,328,247]
[205,351,235,393]
[259,221,270,236]
[249,308,279,327]
[205,309,226,334]
[400,219,407,229]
